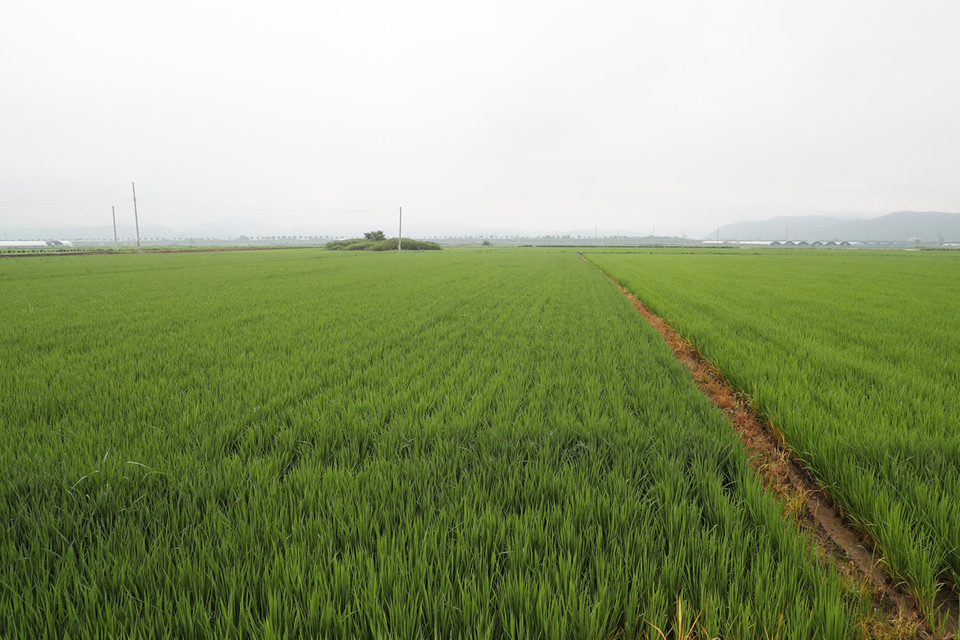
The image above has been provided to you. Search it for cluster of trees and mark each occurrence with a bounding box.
[325,231,441,252]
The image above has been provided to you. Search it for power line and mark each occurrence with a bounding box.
[1,198,400,217]
[0,200,126,206]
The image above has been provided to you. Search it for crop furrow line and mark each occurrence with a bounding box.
[584,254,958,639]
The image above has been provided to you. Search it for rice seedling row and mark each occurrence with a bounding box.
[588,249,960,627]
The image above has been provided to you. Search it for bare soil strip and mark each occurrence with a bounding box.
[585,256,958,639]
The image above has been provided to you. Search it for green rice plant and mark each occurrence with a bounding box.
[589,249,960,625]
[1,249,870,638]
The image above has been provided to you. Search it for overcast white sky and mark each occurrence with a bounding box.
[2,0,958,237]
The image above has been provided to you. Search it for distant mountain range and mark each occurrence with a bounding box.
[4,211,958,243]
[712,211,960,242]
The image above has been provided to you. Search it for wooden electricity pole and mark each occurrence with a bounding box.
[132,182,141,252]
[112,206,118,245]
[398,206,402,253]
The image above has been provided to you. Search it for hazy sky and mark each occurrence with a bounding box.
[2,0,958,237]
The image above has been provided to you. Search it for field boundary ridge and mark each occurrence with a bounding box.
[582,254,958,640]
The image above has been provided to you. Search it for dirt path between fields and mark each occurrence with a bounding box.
[583,254,958,640]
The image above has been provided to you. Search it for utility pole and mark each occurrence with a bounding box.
[132,182,141,252]
[398,206,402,253]
[112,206,118,246]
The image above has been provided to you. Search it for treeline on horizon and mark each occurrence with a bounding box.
[325,237,441,251]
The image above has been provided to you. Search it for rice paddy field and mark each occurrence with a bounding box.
[589,249,960,627]
[1,247,954,638]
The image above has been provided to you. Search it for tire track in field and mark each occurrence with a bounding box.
[582,254,958,640]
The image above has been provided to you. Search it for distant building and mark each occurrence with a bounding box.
[0,240,73,248]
